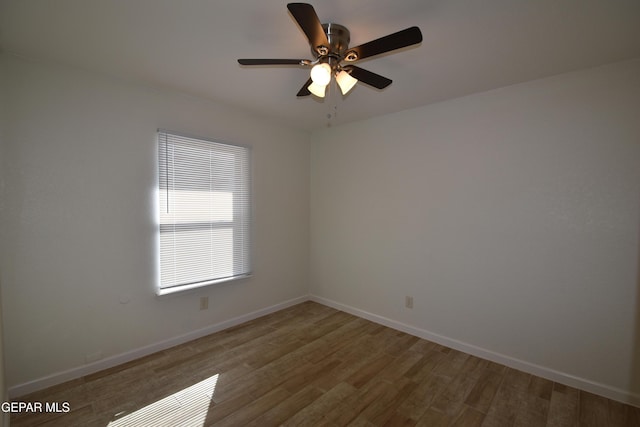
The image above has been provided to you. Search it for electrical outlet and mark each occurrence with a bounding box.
[405,296,413,309]
[200,296,209,310]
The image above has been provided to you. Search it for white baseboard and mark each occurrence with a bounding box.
[8,295,308,398]
[309,294,640,408]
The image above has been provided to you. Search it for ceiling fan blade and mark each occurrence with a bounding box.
[287,3,329,52]
[296,78,313,97]
[343,65,392,89]
[238,59,305,66]
[346,27,422,61]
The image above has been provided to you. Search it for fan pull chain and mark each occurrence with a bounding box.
[326,80,338,128]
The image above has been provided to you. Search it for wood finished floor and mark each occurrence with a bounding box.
[11,301,640,426]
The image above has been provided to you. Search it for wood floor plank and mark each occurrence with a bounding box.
[199,392,255,425]
[429,369,480,417]
[366,378,419,425]
[281,381,357,426]
[280,358,342,394]
[408,338,437,354]
[384,411,417,426]
[301,318,375,365]
[397,373,450,421]
[623,405,640,426]
[464,368,504,413]
[9,302,640,427]
[345,377,417,426]
[478,367,532,426]
[403,347,448,384]
[325,377,393,425]
[303,319,374,363]
[244,385,324,426]
[309,338,388,392]
[10,404,96,427]
[459,355,492,380]
[545,383,579,427]
[38,405,100,427]
[432,349,471,381]
[377,350,424,383]
[385,334,420,357]
[579,391,610,426]
[514,392,550,426]
[452,405,486,426]
[208,387,290,426]
[607,399,635,427]
[528,376,553,401]
[346,354,396,388]
[416,408,453,427]
[152,394,211,427]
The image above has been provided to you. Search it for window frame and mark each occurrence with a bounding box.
[156,129,252,296]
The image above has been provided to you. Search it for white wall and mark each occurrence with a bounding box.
[310,59,640,403]
[0,54,310,390]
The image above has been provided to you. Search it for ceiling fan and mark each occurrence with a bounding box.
[238,3,423,98]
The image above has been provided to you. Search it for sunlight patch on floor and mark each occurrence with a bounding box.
[107,374,219,426]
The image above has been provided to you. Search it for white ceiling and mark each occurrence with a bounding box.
[2,0,640,131]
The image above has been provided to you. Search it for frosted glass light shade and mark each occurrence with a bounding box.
[336,70,358,95]
[310,63,332,86]
[308,82,327,98]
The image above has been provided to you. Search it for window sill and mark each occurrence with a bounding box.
[156,274,252,296]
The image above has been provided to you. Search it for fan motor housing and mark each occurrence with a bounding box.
[316,23,350,58]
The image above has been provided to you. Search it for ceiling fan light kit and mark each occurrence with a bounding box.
[238,3,423,99]
[308,81,327,97]
[310,62,332,86]
[336,70,358,95]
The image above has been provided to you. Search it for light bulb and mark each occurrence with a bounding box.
[310,63,332,86]
[336,70,358,95]
[307,81,326,98]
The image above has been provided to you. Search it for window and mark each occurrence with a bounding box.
[157,130,251,295]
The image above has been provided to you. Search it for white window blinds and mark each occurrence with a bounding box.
[158,130,251,294]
